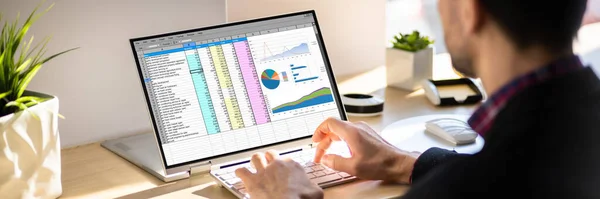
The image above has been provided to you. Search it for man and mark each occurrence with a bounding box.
[235,0,600,198]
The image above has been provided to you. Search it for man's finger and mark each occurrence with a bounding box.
[330,135,342,141]
[312,117,352,143]
[313,137,332,163]
[265,150,279,164]
[321,154,354,174]
[251,153,267,172]
[235,167,254,185]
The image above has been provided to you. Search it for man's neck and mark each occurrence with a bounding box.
[475,38,573,95]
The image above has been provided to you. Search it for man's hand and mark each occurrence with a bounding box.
[313,118,420,184]
[235,151,324,199]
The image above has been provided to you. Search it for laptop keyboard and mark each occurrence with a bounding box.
[212,147,355,198]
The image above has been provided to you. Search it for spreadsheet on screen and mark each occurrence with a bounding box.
[132,13,342,166]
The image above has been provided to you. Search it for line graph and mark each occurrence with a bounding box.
[247,27,316,63]
[260,43,310,62]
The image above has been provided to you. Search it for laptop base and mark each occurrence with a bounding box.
[101,133,190,182]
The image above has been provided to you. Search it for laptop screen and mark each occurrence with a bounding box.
[130,11,346,168]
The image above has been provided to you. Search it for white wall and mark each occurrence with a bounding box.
[226,0,386,76]
[0,0,226,148]
[386,0,447,54]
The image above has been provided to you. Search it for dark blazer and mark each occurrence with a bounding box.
[402,67,600,199]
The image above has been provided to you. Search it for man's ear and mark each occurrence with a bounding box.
[459,0,486,35]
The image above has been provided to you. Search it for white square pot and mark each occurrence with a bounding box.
[0,91,62,199]
[386,47,434,91]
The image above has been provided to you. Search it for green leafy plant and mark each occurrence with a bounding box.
[391,30,434,52]
[0,2,77,117]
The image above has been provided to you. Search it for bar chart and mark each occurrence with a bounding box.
[290,64,319,83]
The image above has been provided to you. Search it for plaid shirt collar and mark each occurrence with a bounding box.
[468,55,585,136]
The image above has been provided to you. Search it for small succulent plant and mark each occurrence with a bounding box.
[391,30,434,52]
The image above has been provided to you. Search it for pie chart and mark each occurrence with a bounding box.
[261,69,280,89]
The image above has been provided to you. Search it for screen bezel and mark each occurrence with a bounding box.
[129,10,347,172]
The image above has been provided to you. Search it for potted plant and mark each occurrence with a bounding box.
[0,3,76,199]
[386,30,434,91]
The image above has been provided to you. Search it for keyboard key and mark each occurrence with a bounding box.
[226,177,241,185]
[302,149,313,155]
[220,174,235,180]
[304,162,316,167]
[311,165,325,171]
[292,157,305,164]
[311,174,342,185]
[324,169,336,175]
[300,156,312,162]
[338,172,351,178]
[304,167,313,173]
[214,170,228,175]
[313,171,326,177]
[225,170,236,175]
[307,173,316,179]
[228,166,241,172]
[238,188,247,194]
[233,182,245,189]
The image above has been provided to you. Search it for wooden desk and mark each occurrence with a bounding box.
[60,57,478,199]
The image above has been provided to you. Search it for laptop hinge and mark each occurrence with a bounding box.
[189,161,212,175]
[210,164,221,172]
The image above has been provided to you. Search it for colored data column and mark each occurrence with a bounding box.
[233,39,271,125]
[198,46,232,132]
[184,47,220,135]
[209,45,245,129]
[222,41,256,127]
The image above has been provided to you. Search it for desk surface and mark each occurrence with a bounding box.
[60,57,479,199]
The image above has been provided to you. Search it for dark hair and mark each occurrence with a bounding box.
[479,0,588,52]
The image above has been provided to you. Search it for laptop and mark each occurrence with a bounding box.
[110,10,355,198]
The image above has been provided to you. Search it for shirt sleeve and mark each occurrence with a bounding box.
[410,147,470,183]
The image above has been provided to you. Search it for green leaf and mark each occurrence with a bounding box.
[16,58,31,73]
[0,90,11,99]
[6,101,27,111]
[38,47,78,65]
[15,47,77,99]
[393,43,417,52]
[27,37,50,70]
[15,96,46,104]
[0,51,5,85]
[13,1,53,55]
[18,36,34,65]
[7,100,40,120]
[407,33,418,43]
[23,36,45,64]
[16,63,42,98]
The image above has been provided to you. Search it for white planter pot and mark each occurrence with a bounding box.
[386,47,434,91]
[0,91,62,199]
